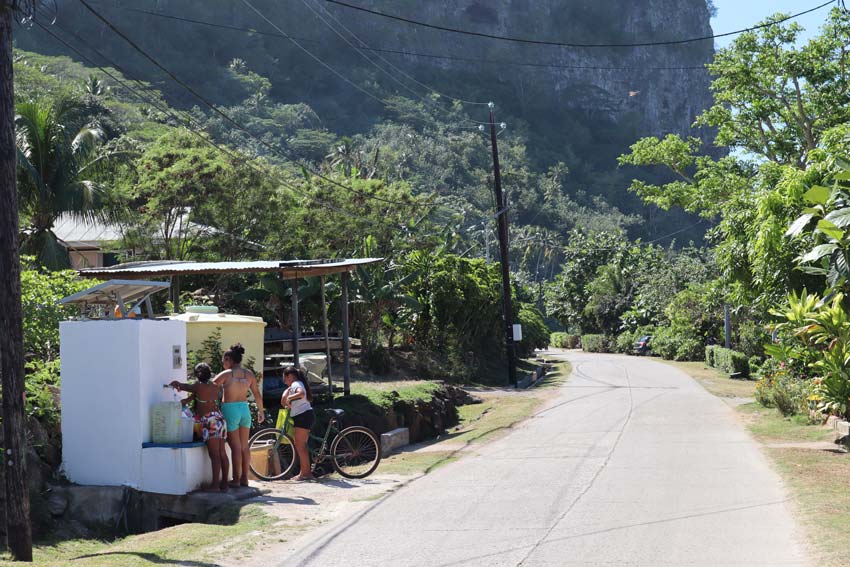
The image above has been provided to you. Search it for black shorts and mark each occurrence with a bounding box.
[292,409,315,430]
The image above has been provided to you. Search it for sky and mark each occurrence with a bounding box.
[711,0,833,49]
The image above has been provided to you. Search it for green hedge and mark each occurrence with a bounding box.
[581,334,613,353]
[710,346,749,376]
[705,345,718,366]
[550,332,580,349]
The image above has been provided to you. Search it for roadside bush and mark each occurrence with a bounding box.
[754,377,774,408]
[581,334,613,353]
[705,345,718,366]
[516,304,550,357]
[21,260,89,360]
[550,332,566,348]
[748,355,763,376]
[770,371,808,416]
[615,332,635,354]
[615,325,655,355]
[23,359,61,425]
[651,326,703,361]
[712,347,749,376]
[735,320,770,359]
[550,332,581,349]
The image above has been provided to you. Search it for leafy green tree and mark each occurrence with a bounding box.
[619,10,850,311]
[544,231,630,333]
[20,258,88,360]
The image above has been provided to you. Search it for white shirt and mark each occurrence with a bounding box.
[287,380,312,416]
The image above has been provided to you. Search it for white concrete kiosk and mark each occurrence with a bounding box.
[60,282,216,495]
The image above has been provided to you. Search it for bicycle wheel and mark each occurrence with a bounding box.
[330,426,381,479]
[247,428,297,481]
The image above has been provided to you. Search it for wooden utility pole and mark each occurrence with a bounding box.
[0,0,33,560]
[486,103,517,386]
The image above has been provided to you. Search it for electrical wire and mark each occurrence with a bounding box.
[36,16,431,222]
[323,0,836,48]
[32,19,350,216]
[306,0,489,106]
[74,0,435,209]
[86,3,711,73]
[238,0,489,126]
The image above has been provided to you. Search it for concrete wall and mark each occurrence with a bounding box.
[60,320,187,489]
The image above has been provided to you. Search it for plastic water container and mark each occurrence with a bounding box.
[179,416,194,443]
[151,401,182,443]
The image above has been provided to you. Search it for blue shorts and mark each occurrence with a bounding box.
[221,401,251,431]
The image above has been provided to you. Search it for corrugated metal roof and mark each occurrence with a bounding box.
[58,279,170,305]
[79,258,383,279]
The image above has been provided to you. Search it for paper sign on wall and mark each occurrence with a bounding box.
[172,345,183,369]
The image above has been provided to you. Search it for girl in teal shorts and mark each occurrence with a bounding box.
[214,344,265,488]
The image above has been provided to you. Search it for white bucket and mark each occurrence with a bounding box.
[180,416,195,443]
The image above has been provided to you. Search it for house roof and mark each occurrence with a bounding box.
[53,215,124,248]
[78,258,383,280]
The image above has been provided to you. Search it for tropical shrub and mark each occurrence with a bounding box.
[735,320,770,359]
[705,344,718,366]
[712,347,750,376]
[615,325,655,355]
[21,259,89,360]
[770,371,808,417]
[581,334,612,353]
[516,304,550,357]
[615,332,635,354]
[651,326,703,361]
[768,291,850,418]
[550,332,567,348]
[24,359,61,425]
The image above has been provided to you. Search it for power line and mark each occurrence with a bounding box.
[86,3,711,72]
[32,19,331,209]
[36,17,427,221]
[323,0,835,48]
[302,0,489,123]
[306,0,489,106]
[74,0,433,210]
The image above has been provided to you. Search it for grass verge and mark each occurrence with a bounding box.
[672,363,848,565]
[659,359,756,399]
[378,361,572,476]
[0,504,279,567]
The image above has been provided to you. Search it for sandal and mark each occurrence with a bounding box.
[290,474,316,482]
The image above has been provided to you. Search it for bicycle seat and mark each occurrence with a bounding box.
[325,408,345,419]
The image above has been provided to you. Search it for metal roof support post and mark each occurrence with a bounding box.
[320,275,333,394]
[169,275,180,311]
[341,271,351,396]
[291,276,300,368]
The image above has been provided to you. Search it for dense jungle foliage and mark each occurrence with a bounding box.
[13,4,850,430]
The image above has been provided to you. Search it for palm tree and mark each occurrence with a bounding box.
[15,97,119,269]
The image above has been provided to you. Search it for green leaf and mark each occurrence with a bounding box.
[825,208,850,228]
[804,185,831,205]
[817,219,845,241]
[799,243,838,264]
[786,213,814,237]
[796,265,829,275]
[834,172,850,181]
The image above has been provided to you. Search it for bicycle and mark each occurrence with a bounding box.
[247,408,381,480]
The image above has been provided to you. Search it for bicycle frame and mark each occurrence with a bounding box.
[306,415,341,470]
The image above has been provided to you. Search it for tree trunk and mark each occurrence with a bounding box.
[0,3,33,560]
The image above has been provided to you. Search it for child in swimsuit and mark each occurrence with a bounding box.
[170,363,229,492]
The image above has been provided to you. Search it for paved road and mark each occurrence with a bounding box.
[284,352,809,566]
